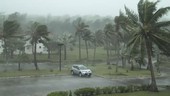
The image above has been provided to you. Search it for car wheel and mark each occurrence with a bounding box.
[79,73,82,77]
[71,71,74,75]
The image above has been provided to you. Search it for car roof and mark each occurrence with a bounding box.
[72,64,85,67]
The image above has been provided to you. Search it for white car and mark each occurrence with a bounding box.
[71,64,92,77]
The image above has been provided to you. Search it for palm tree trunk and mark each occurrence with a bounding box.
[64,45,67,60]
[18,51,21,71]
[79,34,81,61]
[115,43,119,72]
[106,40,110,65]
[131,59,134,71]
[93,42,96,65]
[47,46,51,59]
[4,38,8,62]
[146,39,158,92]
[33,43,39,70]
[85,40,89,60]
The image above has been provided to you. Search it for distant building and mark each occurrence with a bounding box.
[24,40,48,54]
[0,40,48,54]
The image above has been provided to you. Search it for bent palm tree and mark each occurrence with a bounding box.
[119,0,170,92]
[30,22,49,70]
[0,20,20,62]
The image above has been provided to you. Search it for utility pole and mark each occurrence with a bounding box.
[58,43,64,71]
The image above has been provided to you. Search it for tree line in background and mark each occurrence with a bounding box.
[0,0,170,92]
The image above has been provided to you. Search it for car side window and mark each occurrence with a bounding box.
[74,66,79,70]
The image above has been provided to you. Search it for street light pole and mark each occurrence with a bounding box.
[58,43,64,71]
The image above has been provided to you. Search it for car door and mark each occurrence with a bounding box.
[74,66,80,74]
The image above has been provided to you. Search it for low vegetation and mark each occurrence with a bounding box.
[47,85,170,96]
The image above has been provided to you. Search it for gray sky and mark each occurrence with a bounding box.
[0,0,170,17]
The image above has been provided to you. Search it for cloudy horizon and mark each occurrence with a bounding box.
[0,0,170,17]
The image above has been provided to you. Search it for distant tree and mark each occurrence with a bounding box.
[57,33,76,60]
[74,18,89,61]
[104,23,115,64]
[92,30,105,64]
[0,20,20,62]
[82,29,93,60]
[44,40,58,59]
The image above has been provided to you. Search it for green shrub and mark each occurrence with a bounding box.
[74,87,95,96]
[126,85,133,92]
[95,87,101,95]
[111,87,117,93]
[47,91,68,96]
[141,84,149,91]
[117,86,127,93]
[133,85,142,91]
[102,87,113,94]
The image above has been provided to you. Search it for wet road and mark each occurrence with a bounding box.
[0,76,124,96]
[0,75,170,96]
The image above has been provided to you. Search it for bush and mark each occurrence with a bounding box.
[102,87,113,94]
[47,91,68,96]
[141,84,149,91]
[74,87,95,96]
[126,85,133,92]
[95,87,101,95]
[133,85,142,91]
[117,86,127,93]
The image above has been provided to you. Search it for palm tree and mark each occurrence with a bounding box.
[30,22,49,70]
[82,29,93,60]
[119,0,170,92]
[74,18,89,61]
[92,30,105,65]
[104,23,115,64]
[57,32,76,60]
[0,20,20,62]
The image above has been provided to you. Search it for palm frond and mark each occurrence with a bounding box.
[143,0,159,24]
[149,7,170,24]
[155,21,170,28]
[125,6,139,26]
[138,0,144,23]
[151,32,170,56]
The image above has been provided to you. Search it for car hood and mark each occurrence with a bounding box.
[80,69,91,72]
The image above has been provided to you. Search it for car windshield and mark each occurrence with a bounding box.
[79,65,87,70]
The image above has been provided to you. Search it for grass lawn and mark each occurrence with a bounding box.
[0,69,70,77]
[0,63,153,78]
[87,63,152,78]
[99,90,170,96]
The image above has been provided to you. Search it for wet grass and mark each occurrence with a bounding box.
[99,90,170,96]
[0,47,113,63]
[0,63,153,78]
[87,64,152,78]
[0,69,70,77]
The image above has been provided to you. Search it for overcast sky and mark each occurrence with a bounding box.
[0,0,170,17]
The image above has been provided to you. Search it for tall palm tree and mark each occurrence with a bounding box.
[82,29,93,60]
[104,23,115,64]
[74,18,89,61]
[119,0,170,92]
[92,30,105,65]
[0,20,20,62]
[30,22,49,70]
